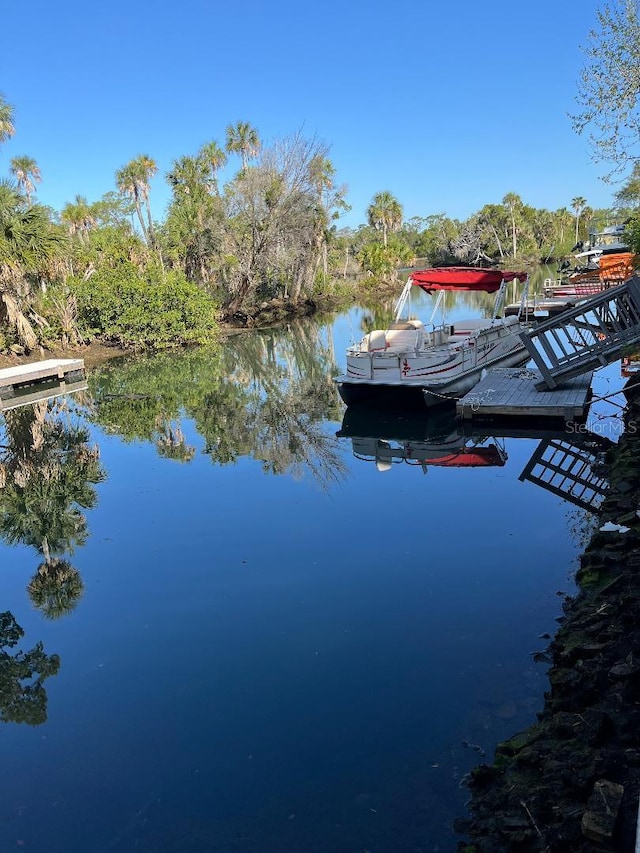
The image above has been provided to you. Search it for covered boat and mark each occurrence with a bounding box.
[334,267,530,407]
[544,251,637,299]
[410,267,527,292]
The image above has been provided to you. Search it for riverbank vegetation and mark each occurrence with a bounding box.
[1,62,639,355]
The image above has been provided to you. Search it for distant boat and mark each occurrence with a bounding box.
[574,221,629,266]
[334,267,530,408]
[549,220,637,299]
[545,252,637,299]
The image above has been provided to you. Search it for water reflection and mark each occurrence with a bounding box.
[0,610,60,725]
[89,320,347,487]
[336,402,630,847]
[0,395,105,618]
[338,404,508,471]
[338,404,612,515]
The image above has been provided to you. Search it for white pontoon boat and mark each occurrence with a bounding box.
[335,267,530,407]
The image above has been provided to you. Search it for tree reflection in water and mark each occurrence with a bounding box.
[90,318,347,488]
[0,610,60,725]
[27,559,85,620]
[0,396,105,618]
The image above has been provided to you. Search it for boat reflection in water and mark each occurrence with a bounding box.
[337,404,613,514]
[337,404,507,472]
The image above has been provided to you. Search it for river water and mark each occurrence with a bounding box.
[0,290,625,852]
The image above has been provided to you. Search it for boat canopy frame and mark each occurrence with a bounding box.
[394,268,530,324]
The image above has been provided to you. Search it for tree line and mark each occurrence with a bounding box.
[2,0,640,357]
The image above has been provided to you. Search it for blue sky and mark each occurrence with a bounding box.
[0,0,617,229]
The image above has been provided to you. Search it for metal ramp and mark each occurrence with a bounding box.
[519,435,611,513]
[520,276,640,388]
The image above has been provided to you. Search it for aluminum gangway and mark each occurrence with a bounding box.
[520,276,640,389]
[519,434,611,513]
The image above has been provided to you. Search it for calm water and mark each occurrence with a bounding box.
[0,292,623,853]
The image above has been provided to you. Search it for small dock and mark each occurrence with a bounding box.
[0,358,85,402]
[457,368,593,421]
[0,378,88,412]
[504,296,583,320]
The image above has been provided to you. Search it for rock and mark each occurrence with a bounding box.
[581,779,624,842]
[609,653,640,678]
[9,344,25,355]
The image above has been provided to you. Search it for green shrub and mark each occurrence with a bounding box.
[70,264,218,349]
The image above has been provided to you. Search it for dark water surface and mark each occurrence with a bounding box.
[0,296,618,852]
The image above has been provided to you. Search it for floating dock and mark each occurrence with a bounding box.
[0,358,85,402]
[0,378,88,412]
[457,367,593,421]
[504,296,583,320]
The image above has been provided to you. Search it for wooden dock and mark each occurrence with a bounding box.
[0,358,85,401]
[504,296,583,320]
[457,367,593,421]
[0,379,88,412]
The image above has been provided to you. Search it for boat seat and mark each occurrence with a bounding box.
[365,328,423,353]
[381,328,423,353]
[388,319,424,331]
[366,330,388,352]
[446,316,518,341]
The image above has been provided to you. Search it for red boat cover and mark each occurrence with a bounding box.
[410,267,528,293]
[427,447,507,467]
[407,445,507,467]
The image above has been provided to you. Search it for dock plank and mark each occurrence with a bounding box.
[0,359,85,397]
[0,380,88,412]
[457,368,593,421]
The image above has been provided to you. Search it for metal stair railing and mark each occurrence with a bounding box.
[519,437,609,513]
[520,276,640,388]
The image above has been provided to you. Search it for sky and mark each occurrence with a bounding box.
[0,0,619,230]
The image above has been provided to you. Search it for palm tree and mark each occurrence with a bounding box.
[0,94,15,146]
[304,155,339,286]
[115,155,157,245]
[571,196,587,243]
[225,121,260,169]
[554,206,573,247]
[502,192,523,258]
[166,155,209,199]
[367,191,403,247]
[9,156,41,203]
[199,140,227,194]
[136,154,158,240]
[309,155,336,203]
[61,194,95,242]
[0,181,64,349]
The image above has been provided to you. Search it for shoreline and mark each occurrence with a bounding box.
[459,380,640,851]
[0,292,357,372]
